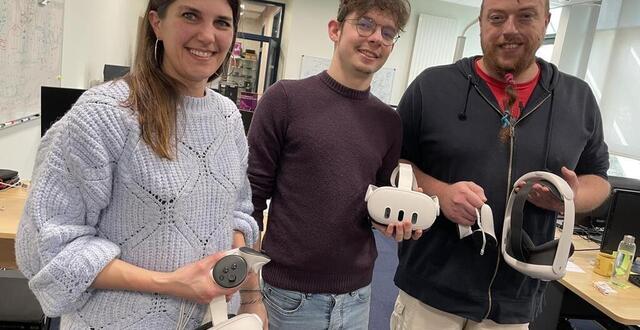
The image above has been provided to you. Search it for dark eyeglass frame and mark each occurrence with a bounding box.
[343,16,401,46]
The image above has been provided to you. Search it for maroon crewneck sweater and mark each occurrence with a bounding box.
[247,71,401,293]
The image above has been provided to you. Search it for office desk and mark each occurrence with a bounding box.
[0,186,49,325]
[0,186,28,269]
[533,231,640,328]
[560,235,640,325]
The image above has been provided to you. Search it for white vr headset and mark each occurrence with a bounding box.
[197,247,271,330]
[365,163,440,230]
[502,171,575,281]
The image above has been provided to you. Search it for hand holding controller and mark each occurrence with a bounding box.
[210,247,271,288]
[201,248,270,329]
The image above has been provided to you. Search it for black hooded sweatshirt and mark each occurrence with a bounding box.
[394,56,609,323]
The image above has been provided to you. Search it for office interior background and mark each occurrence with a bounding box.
[0,0,639,329]
[1,0,639,183]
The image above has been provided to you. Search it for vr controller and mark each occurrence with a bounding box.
[365,163,440,231]
[200,247,270,330]
[457,204,496,240]
[210,247,271,288]
[457,204,497,256]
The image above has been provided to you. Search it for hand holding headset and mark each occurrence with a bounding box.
[502,171,575,281]
[365,163,440,231]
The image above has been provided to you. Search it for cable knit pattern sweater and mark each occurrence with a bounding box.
[15,80,259,329]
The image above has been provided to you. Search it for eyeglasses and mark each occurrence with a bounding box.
[344,17,400,46]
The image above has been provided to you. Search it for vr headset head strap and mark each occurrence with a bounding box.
[510,180,535,261]
[390,163,417,191]
[510,178,564,260]
[504,171,576,280]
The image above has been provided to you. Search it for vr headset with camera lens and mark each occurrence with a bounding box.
[365,163,440,231]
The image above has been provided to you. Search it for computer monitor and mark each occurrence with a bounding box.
[103,64,130,81]
[40,86,86,136]
[575,176,640,228]
[600,188,640,257]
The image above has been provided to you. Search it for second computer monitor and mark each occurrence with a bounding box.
[600,188,640,257]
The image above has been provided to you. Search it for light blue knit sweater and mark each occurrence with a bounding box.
[15,80,259,329]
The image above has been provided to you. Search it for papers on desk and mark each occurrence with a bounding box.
[593,281,617,295]
[566,261,586,273]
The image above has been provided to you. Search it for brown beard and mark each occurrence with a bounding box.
[484,49,535,77]
[481,38,540,77]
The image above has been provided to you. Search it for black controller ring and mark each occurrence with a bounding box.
[211,255,248,289]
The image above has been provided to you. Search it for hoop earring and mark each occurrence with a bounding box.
[154,39,161,65]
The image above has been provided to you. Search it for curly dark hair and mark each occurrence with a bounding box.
[336,0,411,31]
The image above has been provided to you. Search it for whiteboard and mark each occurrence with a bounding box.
[300,55,395,104]
[0,0,65,127]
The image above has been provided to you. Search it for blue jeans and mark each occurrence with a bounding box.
[261,281,371,330]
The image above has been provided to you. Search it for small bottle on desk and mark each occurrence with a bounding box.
[611,235,636,287]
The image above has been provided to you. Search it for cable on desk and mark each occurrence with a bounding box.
[573,248,601,252]
[557,222,604,244]
[0,180,27,189]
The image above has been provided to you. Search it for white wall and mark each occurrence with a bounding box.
[588,0,640,159]
[277,0,336,81]
[277,0,481,105]
[584,29,616,103]
[61,0,147,89]
[0,120,40,181]
[582,0,640,178]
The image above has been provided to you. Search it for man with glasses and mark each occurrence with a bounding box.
[247,0,412,329]
[392,0,610,329]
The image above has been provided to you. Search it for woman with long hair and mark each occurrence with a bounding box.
[15,0,265,328]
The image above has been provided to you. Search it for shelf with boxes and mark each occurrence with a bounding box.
[219,50,259,111]
[226,56,258,92]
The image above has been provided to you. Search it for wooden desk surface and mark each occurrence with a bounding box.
[559,230,640,325]
[0,186,28,269]
[0,186,28,239]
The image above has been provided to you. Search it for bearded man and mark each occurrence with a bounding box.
[391,0,610,329]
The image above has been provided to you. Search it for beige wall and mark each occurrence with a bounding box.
[277,0,481,105]
[0,120,40,181]
[61,0,147,89]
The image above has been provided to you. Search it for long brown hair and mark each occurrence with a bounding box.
[124,0,240,159]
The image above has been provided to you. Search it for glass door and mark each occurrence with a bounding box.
[216,0,285,112]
